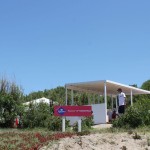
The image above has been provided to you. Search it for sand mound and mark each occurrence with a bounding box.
[41,132,150,150]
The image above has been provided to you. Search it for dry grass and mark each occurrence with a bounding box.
[0,126,150,150]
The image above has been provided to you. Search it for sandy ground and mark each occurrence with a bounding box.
[92,124,112,129]
[40,125,150,150]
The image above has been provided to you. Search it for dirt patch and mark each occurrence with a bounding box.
[40,132,150,150]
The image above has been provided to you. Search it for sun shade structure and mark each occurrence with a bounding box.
[65,80,150,124]
[65,80,150,96]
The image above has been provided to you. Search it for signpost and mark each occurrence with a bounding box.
[54,105,92,132]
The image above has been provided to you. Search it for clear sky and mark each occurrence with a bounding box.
[0,0,150,95]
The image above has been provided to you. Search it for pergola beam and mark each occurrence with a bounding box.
[66,85,103,95]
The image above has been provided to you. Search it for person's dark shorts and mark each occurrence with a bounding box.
[118,105,125,114]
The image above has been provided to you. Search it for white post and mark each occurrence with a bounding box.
[78,118,81,132]
[130,89,133,106]
[104,82,107,122]
[111,95,113,110]
[62,117,65,132]
[71,89,74,105]
[63,86,67,132]
[65,86,68,105]
[116,96,118,114]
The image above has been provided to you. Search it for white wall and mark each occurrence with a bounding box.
[66,103,107,125]
[91,103,107,124]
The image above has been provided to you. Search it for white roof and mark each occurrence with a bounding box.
[23,97,51,105]
[66,80,150,96]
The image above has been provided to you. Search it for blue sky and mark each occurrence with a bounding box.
[0,0,150,94]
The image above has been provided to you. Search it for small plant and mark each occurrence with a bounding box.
[121,145,127,150]
[76,130,90,136]
[132,132,141,140]
[147,138,150,146]
[109,141,115,145]
[46,116,70,131]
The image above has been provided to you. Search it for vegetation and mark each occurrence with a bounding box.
[0,126,150,150]
[0,76,150,149]
[1,76,150,130]
[141,80,150,91]
[72,116,94,132]
[23,102,52,128]
[24,86,66,104]
[112,80,150,129]
[0,130,76,150]
[112,97,150,128]
[141,80,150,100]
[0,77,24,127]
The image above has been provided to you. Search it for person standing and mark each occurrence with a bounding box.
[117,88,126,115]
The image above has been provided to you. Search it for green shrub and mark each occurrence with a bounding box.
[73,116,94,132]
[112,115,126,128]
[45,116,70,131]
[147,138,150,146]
[113,107,143,128]
[0,78,24,128]
[23,102,52,128]
[23,103,70,131]
[132,132,141,140]
[135,98,150,125]
[112,98,150,128]
[45,115,62,131]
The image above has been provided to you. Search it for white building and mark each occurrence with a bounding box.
[23,97,52,106]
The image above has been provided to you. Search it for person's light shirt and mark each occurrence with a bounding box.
[118,92,126,106]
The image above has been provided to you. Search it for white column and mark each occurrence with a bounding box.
[104,82,107,122]
[116,96,118,114]
[111,95,113,110]
[65,86,68,105]
[130,89,133,106]
[62,117,65,132]
[78,118,81,132]
[64,86,67,132]
[71,89,74,105]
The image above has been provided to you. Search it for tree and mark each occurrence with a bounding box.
[141,80,150,91]
[141,79,150,99]
[0,77,24,127]
[23,102,52,128]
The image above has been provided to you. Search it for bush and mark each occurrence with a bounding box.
[23,102,52,128]
[113,107,143,128]
[0,78,24,127]
[135,98,150,125]
[23,103,70,131]
[112,98,150,128]
[45,115,62,131]
[45,116,70,131]
[72,116,94,132]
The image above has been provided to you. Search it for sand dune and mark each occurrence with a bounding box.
[41,131,150,150]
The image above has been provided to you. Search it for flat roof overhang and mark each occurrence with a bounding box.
[65,80,150,96]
